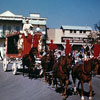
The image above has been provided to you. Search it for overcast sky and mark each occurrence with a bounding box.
[0,0,100,29]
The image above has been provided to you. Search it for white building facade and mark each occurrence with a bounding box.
[0,10,47,58]
[0,11,47,37]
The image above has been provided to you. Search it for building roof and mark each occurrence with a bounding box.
[0,11,23,21]
[0,11,47,25]
[0,10,23,17]
[61,25,93,31]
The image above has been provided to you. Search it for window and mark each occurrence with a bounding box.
[16,26,20,32]
[83,30,86,33]
[3,25,6,35]
[70,30,72,33]
[74,30,76,33]
[8,26,11,32]
[80,30,82,33]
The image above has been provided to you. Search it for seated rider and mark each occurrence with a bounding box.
[23,19,34,37]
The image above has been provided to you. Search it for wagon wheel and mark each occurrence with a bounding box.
[3,58,8,72]
[12,63,17,75]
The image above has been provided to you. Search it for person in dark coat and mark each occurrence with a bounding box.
[85,45,89,52]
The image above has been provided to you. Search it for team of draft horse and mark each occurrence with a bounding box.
[22,47,100,100]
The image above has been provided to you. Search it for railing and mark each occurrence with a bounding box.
[0,32,5,38]
[0,31,21,38]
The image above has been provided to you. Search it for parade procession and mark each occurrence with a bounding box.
[0,8,100,100]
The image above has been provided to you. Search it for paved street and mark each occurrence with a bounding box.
[0,62,100,100]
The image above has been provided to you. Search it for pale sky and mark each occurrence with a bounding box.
[0,0,100,29]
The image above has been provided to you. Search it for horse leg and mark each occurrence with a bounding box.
[46,73,49,83]
[89,80,92,100]
[28,67,31,78]
[51,72,58,89]
[81,81,85,100]
[78,80,81,89]
[59,79,63,94]
[23,64,25,76]
[72,70,77,95]
[51,72,54,87]
[47,72,51,85]
[77,80,81,95]
[62,80,69,100]
[72,77,77,95]
[54,77,57,90]
[43,71,47,83]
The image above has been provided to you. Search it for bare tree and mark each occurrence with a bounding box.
[94,22,100,31]
[88,31,98,44]
[88,22,100,44]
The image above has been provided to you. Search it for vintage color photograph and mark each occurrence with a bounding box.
[0,0,100,100]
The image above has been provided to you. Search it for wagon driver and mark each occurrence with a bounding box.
[23,19,34,37]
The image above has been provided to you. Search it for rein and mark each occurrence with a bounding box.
[28,55,31,61]
[60,57,64,74]
[82,59,95,75]
[82,60,87,74]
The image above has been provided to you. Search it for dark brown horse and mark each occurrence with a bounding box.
[72,58,99,100]
[41,50,56,83]
[22,47,37,77]
[52,55,72,99]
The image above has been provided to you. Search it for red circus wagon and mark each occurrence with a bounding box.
[3,32,43,75]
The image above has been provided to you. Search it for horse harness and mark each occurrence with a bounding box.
[81,58,99,76]
[59,56,70,74]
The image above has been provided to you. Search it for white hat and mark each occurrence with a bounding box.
[26,19,29,22]
[36,27,40,32]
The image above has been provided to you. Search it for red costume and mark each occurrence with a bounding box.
[93,43,100,57]
[65,40,72,56]
[23,34,32,55]
[49,40,58,51]
[32,34,41,57]
[32,34,41,50]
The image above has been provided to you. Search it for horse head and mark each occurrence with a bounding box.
[43,50,55,64]
[22,47,36,77]
[29,47,37,61]
[41,51,51,68]
[60,55,72,74]
[45,53,51,63]
[64,56,72,70]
